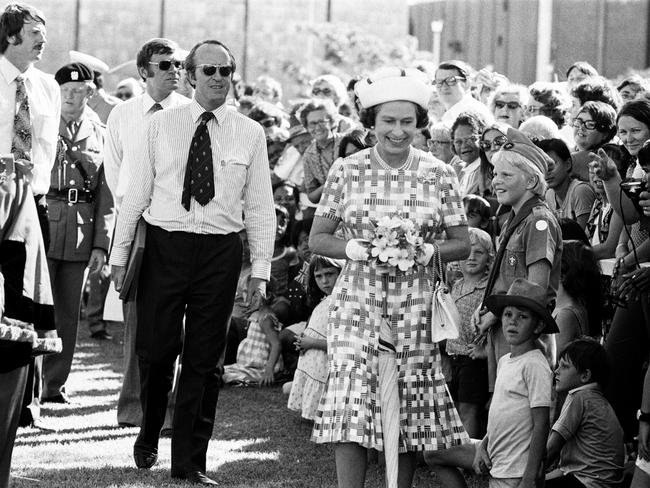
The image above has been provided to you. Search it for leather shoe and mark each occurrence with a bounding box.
[180,471,218,485]
[41,392,71,404]
[90,330,113,340]
[133,446,158,469]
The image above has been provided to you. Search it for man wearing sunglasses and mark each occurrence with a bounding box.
[103,38,188,436]
[436,59,493,128]
[110,39,274,486]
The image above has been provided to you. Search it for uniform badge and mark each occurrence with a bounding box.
[71,71,79,81]
[508,255,517,267]
[535,220,548,231]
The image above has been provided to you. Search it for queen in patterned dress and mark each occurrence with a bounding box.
[309,67,471,488]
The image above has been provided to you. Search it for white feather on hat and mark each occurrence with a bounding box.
[69,50,109,73]
[355,67,432,110]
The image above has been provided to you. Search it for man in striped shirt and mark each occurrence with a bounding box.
[103,38,189,430]
[110,39,275,485]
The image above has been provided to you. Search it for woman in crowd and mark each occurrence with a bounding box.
[589,99,650,443]
[527,82,573,146]
[428,122,462,175]
[570,76,620,121]
[301,99,344,205]
[310,74,355,132]
[452,112,488,195]
[618,74,649,103]
[565,61,598,91]
[537,138,595,229]
[488,84,528,128]
[310,67,470,488]
[570,100,617,181]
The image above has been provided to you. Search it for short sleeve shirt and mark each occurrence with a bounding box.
[493,202,562,305]
[553,384,625,488]
[545,178,596,221]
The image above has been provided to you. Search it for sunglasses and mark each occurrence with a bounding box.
[260,118,277,128]
[480,135,508,151]
[494,100,521,110]
[196,64,233,77]
[149,60,182,71]
[312,87,333,97]
[571,118,598,131]
[434,75,466,88]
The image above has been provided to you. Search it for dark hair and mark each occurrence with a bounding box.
[359,103,429,130]
[616,98,650,129]
[560,240,603,336]
[463,194,491,227]
[617,74,647,94]
[136,38,178,82]
[338,129,370,158]
[577,101,617,142]
[185,39,237,83]
[529,82,570,128]
[421,128,432,141]
[559,337,609,387]
[290,217,313,249]
[601,143,634,177]
[299,98,338,129]
[437,60,471,79]
[571,77,620,112]
[536,138,571,163]
[306,254,342,306]
[248,101,285,127]
[566,61,598,79]
[451,112,488,145]
[0,3,45,54]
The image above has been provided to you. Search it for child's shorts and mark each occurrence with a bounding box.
[637,456,650,476]
[448,355,489,405]
[489,477,519,488]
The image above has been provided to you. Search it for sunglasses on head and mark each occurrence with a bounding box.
[480,135,509,151]
[494,100,521,110]
[149,60,182,71]
[196,64,233,77]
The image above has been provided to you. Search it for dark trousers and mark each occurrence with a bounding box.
[604,293,650,441]
[0,364,29,488]
[135,225,242,474]
[545,473,586,488]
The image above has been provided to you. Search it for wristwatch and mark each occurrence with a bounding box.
[637,409,650,422]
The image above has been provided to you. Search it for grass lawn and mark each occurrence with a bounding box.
[11,321,488,488]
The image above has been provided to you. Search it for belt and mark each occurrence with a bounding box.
[46,188,94,204]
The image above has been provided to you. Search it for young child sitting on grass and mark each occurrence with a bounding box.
[425,278,557,488]
[545,337,624,488]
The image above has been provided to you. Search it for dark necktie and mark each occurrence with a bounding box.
[150,102,163,114]
[11,75,31,161]
[182,111,215,210]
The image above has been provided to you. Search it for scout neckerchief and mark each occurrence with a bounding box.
[482,195,545,306]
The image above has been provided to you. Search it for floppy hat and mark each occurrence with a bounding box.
[355,67,432,110]
[485,278,559,334]
[501,127,553,176]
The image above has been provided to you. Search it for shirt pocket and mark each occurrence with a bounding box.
[218,159,248,198]
[503,241,527,281]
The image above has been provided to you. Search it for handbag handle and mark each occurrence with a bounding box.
[432,241,445,286]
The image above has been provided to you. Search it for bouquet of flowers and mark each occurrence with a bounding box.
[370,214,425,271]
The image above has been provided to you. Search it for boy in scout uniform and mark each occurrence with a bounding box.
[41,62,114,403]
[473,128,562,390]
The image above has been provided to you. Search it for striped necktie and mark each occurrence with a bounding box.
[11,75,31,161]
[182,111,215,210]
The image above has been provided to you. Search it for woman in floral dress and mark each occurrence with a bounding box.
[309,67,471,488]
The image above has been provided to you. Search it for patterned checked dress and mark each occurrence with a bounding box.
[311,146,470,452]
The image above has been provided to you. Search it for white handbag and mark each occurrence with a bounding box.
[430,245,460,343]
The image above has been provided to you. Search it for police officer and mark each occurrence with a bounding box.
[41,62,114,403]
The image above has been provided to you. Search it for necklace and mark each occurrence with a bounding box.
[373,146,413,171]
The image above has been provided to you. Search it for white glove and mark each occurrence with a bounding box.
[345,239,370,261]
[415,243,436,266]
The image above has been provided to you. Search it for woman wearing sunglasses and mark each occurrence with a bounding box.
[570,101,617,182]
[488,84,528,128]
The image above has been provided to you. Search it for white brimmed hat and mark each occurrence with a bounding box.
[355,67,431,110]
[69,50,109,73]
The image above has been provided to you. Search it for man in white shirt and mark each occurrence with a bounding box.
[103,38,188,430]
[0,2,59,474]
[436,60,493,129]
[110,39,275,485]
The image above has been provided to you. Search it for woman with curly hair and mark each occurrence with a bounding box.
[570,76,621,120]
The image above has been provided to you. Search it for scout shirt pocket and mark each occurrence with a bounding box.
[503,230,527,281]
